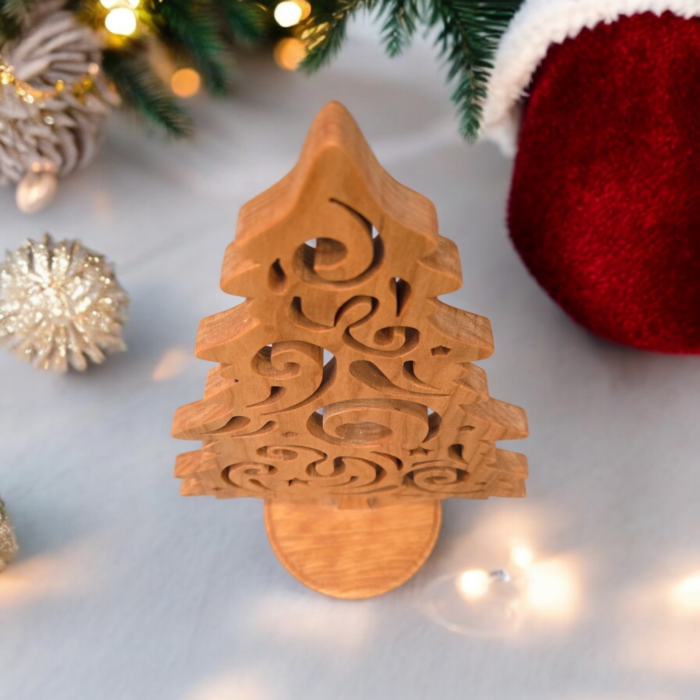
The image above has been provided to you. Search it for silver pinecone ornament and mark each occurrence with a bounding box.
[0,6,112,213]
[0,234,129,372]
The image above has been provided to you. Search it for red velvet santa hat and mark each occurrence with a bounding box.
[483,1,700,354]
[481,0,700,153]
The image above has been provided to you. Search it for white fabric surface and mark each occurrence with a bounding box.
[1,23,700,700]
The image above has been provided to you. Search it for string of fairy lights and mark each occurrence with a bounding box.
[271,0,311,70]
[97,0,312,101]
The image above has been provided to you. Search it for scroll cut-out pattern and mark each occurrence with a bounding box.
[172,102,528,507]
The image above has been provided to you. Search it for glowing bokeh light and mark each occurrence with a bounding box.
[525,560,578,618]
[100,0,140,7]
[511,545,534,569]
[171,68,201,98]
[274,1,304,27]
[457,569,490,599]
[672,572,700,613]
[273,38,307,71]
[105,7,138,36]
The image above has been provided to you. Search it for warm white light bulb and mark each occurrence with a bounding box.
[274,1,303,28]
[100,0,140,7]
[678,574,700,594]
[457,569,490,599]
[105,7,137,36]
[525,560,575,616]
[511,545,535,569]
[673,573,700,612]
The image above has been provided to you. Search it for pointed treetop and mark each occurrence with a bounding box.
[222,101,440,294]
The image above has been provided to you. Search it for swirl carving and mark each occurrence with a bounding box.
[292,201,382,289]
[172,104,528,505]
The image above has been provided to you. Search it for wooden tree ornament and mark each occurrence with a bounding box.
[172,102,528,599]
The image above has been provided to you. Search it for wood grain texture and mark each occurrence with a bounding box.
[171,101,529,507]
[265,499,442,599]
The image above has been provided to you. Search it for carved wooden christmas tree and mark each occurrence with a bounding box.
[172,102,528,598]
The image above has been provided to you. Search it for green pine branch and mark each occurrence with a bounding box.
[0,0,33,42]
[300,0,366,72]
[302,0,523,140]
[145,0,234,95]
[379,0,420,57]
[3,0,523,143]
[3,0,278,139]
[219,0,270,46]
[428,0,522,138]
[102,49,193,138]
[0,0,32,22]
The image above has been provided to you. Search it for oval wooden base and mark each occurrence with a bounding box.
[264,499,442,599]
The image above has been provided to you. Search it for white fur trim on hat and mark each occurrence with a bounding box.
[480,0,700,154]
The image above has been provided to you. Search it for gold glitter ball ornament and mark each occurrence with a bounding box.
[0,495,18,571]
[0,234,129,372]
